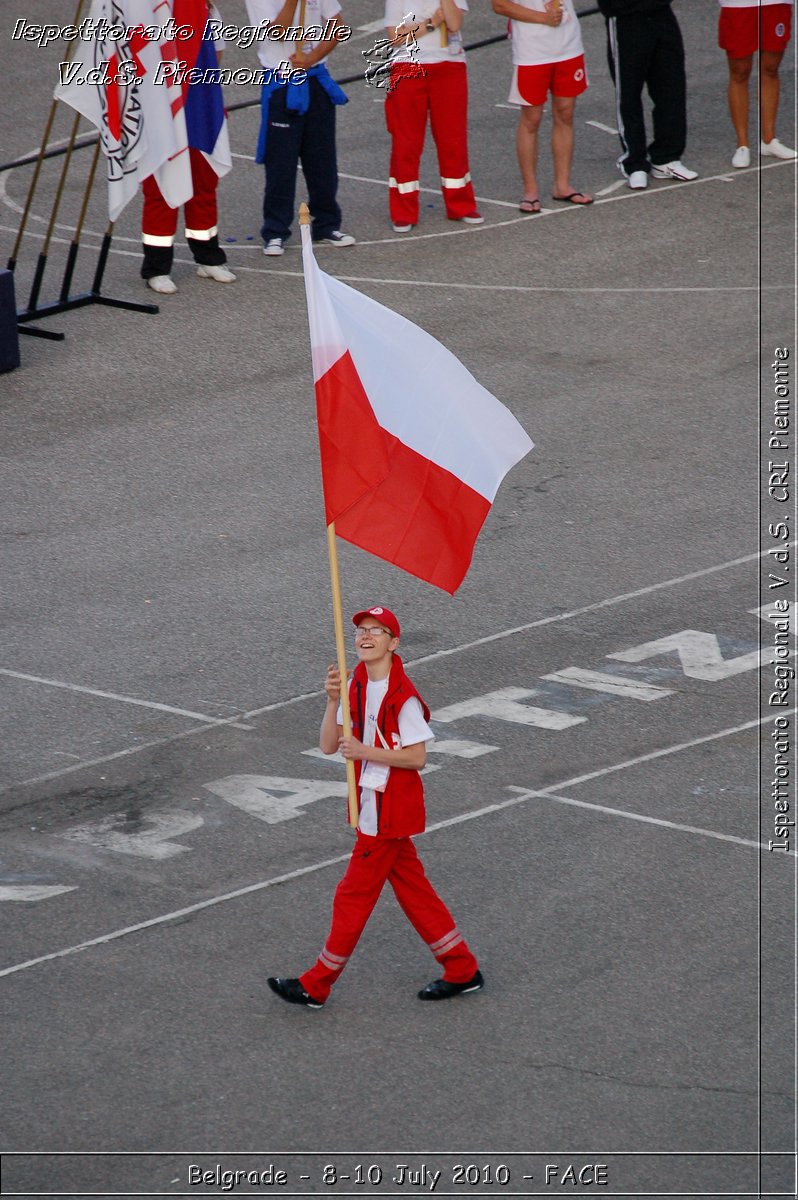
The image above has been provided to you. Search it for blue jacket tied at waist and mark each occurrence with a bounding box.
[256,65,348,163]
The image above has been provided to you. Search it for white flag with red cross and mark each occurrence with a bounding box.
[54,0,192,221]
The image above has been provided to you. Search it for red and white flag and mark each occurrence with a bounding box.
[301,225,534,594]
[54,0,192,221]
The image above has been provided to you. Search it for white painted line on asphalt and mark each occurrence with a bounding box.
[595,179,626,196]
[433,686,586,729]
[586,120,618,135]
[0,668,254,730]
[506,789,774,853]
[536,713,796,794]
[0,853,353,978]
[540,667,673,700]
[1,714,789,978]
[337,169,523,209]
[179,258,778,293]
[0,690,322,796]
[609,631,775,680]
[0,545,787,795]
[0,885,77,902]
[405,544,796,669]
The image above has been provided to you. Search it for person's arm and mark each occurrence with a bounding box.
[438,0,463,34]
[387,15,437,45]
[491,0,563,26]
[268,0,301,37]
[320,663,344,754]
[338,736,427,770]
[339,695,432,769]
[289,13,346,67]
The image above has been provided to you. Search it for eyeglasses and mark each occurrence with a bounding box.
[354,626,391,640]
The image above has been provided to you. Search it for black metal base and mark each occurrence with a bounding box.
[16,290,159,340]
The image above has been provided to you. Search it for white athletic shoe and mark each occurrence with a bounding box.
[628,171,648,190]
[760,138,797,160]
[731,146,750,169]
[196,263,237,283]
[650,160,698,181]
[392,223,413,233]
[263,238,285,256]
[146,275,177,294]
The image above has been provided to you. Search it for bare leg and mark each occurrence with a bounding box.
[726,54,753,147]
[551,94,576,196]
[516,103,544,201]
[760,49,785,145]
[550,94,591,200]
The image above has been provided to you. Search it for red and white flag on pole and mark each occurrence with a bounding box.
[301,225,534,594]
[54,0,192,221]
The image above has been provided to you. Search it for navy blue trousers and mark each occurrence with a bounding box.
[261,78,342,243]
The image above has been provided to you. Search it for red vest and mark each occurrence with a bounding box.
[348,655,431,838]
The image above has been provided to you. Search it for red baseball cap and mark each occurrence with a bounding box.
[352,606,401,638]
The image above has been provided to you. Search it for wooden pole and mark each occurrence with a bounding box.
[299,201,358,828]
[326,523,359,827]
[8,0,88,272]
[297,0,307,57]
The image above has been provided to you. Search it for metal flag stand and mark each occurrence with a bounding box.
[7,0,158,341]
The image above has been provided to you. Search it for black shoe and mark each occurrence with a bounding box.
[418,969,484,1000]
[267,977,324,1008]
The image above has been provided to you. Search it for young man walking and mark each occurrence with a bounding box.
[267,605,483,1008]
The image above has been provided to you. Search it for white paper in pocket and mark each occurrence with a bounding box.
[360,762,390,792]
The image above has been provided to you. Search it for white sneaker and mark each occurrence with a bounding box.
[650,160,698,181]
[263,238,285,256]
[392,223,413,233]
[761,138,797,160]
[731,146,750,169]
[197,263,236,283]
[317,231,356,247]
[628,171,648,190]
[146,275,177,294]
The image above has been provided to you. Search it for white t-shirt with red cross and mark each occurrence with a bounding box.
[510,0,584,67]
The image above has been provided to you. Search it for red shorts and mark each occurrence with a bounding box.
[509,54,588,107]
[718,4,792,57]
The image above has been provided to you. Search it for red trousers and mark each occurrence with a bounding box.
[142,147,219,243]
[141,148,226,277]
[385,61,477,224]
[300,832,479,1003]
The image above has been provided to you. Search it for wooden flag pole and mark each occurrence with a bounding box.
[299,201,358,828]
[326,523,359,828]
[8,0,88,273]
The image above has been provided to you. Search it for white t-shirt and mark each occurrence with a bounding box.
[718,1,792,8]
[385,0,469,65]
[510,0,584,67]
[338,680,435,836]
[245,0,342,69]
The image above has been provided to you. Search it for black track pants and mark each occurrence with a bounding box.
[605,6,687,175]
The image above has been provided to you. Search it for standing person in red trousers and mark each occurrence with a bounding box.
[382,0,483,232]
[141,2,236,295]
[268,605,483,1008]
